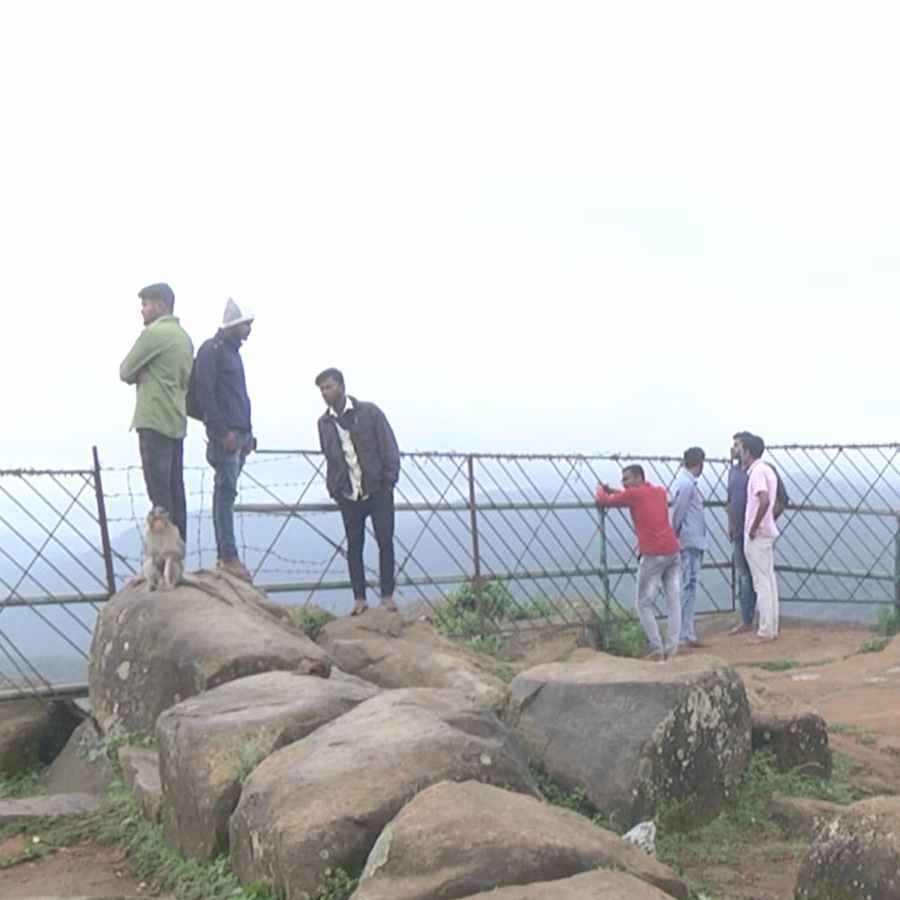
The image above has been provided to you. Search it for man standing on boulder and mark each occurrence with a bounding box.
[740,434,780,643]
[595,466,681,661]
[120,283,193,543]
[671,447,707,649]
[316,368,400,616]
[193,299,255,581]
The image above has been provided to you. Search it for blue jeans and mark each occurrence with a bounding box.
[734,537,757,626]
[207,431,252,560]
[679,547,703,643]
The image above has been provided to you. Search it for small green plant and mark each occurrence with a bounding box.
[875,606,900,638]
[508,597,558,621]
[437,579,515,626]
[234,735,274,784]
[84,725,155,764]
[290,604,336,641]
[599,606,648,658]
[859,636,891,654]
[0,765,44,799]
[314,867,360,900]
[530,763,608,828]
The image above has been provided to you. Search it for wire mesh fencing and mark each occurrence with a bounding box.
[2,443,899,701]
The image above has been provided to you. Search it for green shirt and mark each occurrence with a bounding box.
[120,315,194,439]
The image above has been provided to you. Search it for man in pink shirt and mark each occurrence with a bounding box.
[740,434,779,642]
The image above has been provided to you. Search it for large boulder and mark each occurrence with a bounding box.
[459,869,677,899]
[119,745,163,824]
[229,689,537,899]
[507,653,751,829]
[795,795,900,900]
[89,569,332,734]
[767,793,845,841]
[747,685,831,775]
[157,670,379,860]
[353,780,687,900]
[0,698,82,776]
[42,718,115,796]
[318,609,507,709]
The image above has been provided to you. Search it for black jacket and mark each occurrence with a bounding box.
[318,398,400,500]
[194,332,252,438]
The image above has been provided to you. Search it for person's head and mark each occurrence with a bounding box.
[621,464,645,489]
[739,434,765,467]
[315,367,346,408]
[138,283,175,326]
[220,298,254,344]
[731,430,753,461]
[683,446,705,476]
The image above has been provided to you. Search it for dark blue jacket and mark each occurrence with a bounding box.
[194,332,252,438]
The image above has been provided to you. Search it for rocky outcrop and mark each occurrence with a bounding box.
[157,670,379,859]
[318,609,507,709]
[119,745,163,824]
[0,698,82,776]
[747,686,831,775]
[229,689,536,899]
[42,718,115,796]
[766,793,845,841]
[457,869,678,899]
[352,780,687,900]
[795,794,900,899]
[507,653,751,829]
[89,569,332,734]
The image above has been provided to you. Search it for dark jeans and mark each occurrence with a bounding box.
[138,429,187,543]
[206,431,252,560]
[734,536,757,626]
[337,489,395,600]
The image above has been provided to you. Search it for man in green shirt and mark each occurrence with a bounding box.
[120,283,194,542]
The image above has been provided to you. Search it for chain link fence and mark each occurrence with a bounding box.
[2,443,898,701]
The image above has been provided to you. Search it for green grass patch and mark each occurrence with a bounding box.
[859,636,892,654]
[829,723,879,747]
[740,658,834,672]
[598,605,649,659]
[876,606,900,638]
[0,765,44,800]
[657,752,859,877]
[530,763,610,829]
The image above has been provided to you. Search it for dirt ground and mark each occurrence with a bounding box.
[2,613,898,900]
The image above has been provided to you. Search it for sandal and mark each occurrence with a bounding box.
[350,603,369,617]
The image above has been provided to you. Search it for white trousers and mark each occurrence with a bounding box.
[745,534,779,639]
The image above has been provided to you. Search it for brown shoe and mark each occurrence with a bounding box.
[217,558,253,582]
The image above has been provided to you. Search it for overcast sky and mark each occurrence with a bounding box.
[3,1,898,472]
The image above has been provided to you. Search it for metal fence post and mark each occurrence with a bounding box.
[92,446,117,597]
[895,516,900,617]
[467,455,484,626]
[598,507,611,646]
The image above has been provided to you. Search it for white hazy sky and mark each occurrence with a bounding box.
[3,1,898,472]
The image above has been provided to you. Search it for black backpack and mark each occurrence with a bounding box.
[185,337,223,422]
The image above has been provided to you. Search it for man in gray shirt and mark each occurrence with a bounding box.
[671,447,707,648]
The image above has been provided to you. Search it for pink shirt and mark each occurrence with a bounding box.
[745,460,779,539]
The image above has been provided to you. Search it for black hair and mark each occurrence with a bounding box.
[743,434,765,459]
[314,368,345,388]
[622,464,645,481]
[684,446,706,468]
[733,430,753,443]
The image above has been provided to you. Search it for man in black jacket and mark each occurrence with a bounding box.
[316,368,400,615]
[194,299,255,581]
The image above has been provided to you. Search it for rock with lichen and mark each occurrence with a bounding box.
[506,653,751,829]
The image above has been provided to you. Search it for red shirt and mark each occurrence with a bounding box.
[595,482,680,557]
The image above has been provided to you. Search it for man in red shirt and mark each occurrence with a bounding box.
[596,465,682,661]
